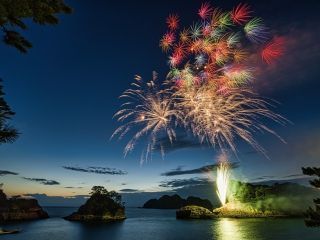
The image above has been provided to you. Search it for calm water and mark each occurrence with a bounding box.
[1,207,320,240]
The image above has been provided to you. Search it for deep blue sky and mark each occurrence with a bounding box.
[0,0,319,202]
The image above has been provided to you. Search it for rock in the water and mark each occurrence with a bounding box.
[65,209,125,222]
[64,186,126,222]
[176,205,214,219]
[0,190,48,222]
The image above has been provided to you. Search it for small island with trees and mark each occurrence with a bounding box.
[65,186,126,222]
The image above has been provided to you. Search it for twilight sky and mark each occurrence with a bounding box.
[0,0,319,205]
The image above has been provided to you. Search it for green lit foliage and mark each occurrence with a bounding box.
[230,181,270,202]
[302,167,320,227]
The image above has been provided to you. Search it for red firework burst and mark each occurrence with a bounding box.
[160,32,176,51]
[169,53,183,67]
[198,2,213,19]
[261,37,285,64]
[231,3,251,25]
[166,14,179,30]
[173,42,186,57]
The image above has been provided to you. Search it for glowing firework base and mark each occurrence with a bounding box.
[211,202,290,218]
[176,158,294,219]
[176,203,291,220]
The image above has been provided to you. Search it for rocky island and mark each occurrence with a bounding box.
[176,205,214,219]
[0,189,48,222]
[143,194,213,210]
[65,186,126,222]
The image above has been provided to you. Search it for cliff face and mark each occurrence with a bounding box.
[65,192,126,222]
[0,190,48,222]
[143,194,213,210]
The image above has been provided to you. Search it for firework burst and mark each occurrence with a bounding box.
[244,17,269,43]
[112,73,181,163]
[198,2,213,20]
[262,37,285,64]
[160,32,175,52]
[231,3,251,25]
[174,87,286,156]
[159,3,282,91]
[166,14,179,30]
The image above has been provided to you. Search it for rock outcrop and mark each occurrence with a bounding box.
[65,186,126,222]
[0,190,48,222]
[143,194,213,210]
[176,205,214,219]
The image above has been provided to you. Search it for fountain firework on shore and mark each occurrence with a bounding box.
[216,154,230,206]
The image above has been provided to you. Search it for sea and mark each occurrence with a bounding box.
[1,207,320,240]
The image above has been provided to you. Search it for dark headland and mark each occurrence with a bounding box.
[0,189,48,222]
[143,194,213,210]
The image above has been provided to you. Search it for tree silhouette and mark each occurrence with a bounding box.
[0,79,19,144]
[302,167,320,227]
[90,186,109,196]
[0,0,72,53]
[0,1,72,143]
[90,186,123,206]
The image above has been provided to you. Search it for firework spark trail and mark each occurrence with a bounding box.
[174,87,286,157]
[111,72,181,163]
[216,154,230,206]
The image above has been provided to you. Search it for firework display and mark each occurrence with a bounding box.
[113,2,285,162]
[161,2,284,91]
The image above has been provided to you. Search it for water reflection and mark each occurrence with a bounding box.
[213,218,261,240]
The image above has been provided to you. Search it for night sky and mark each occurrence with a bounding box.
[0,0,319,206]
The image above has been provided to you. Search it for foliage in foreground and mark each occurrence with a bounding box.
[0,80,18,144]
[302,167,320,227]
[0,0,72,53]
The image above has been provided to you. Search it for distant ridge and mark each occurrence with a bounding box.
[142,194,213,210]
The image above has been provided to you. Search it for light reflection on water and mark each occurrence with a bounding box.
[213,218,261,240]
[3,208,320,240]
